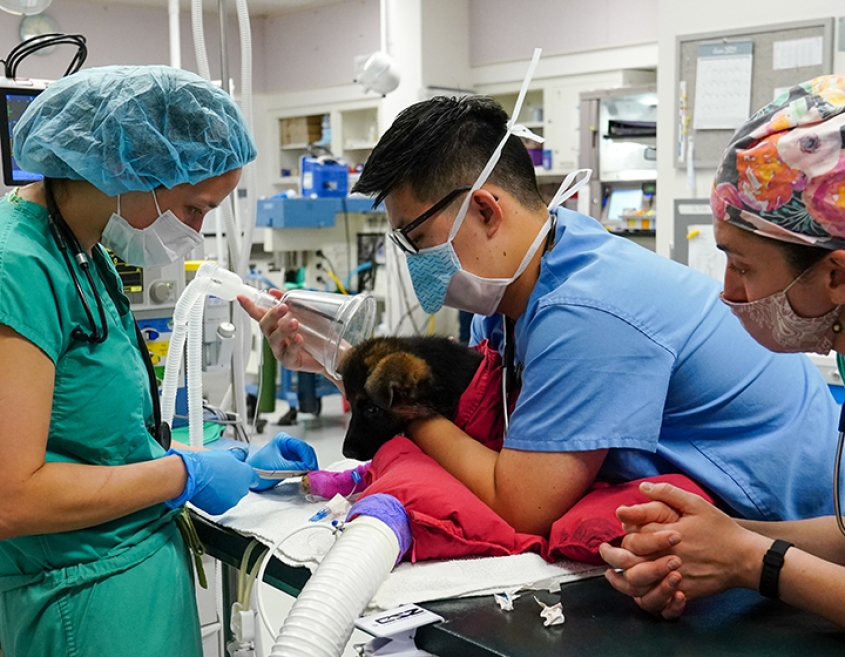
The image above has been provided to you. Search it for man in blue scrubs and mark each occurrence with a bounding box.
[345,94,841,537]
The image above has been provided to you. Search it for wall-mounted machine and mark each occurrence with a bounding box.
[579,85,657,245]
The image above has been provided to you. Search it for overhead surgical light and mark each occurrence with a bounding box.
[354,51,400,96]
[0,0,51,15]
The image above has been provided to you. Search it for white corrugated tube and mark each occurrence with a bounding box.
[160,274,213,433]
[186,298,205,446]
[268,515,400,657]
[160,264,277,445]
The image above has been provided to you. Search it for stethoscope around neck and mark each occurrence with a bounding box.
[833,354,845,537]
[43,178,170,449]
[500,210,558,435]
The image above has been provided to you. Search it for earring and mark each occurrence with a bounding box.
[833,317,843,334]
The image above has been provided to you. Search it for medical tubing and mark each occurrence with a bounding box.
[191,0,211,81]
[222,200,245,420]
[235,0,258,281]
[161,264,254,428]
[231,309,249,432]
[215,559,224,640]
[255,523,334,639]
[187,298,206,447]
[161,277,212,426]
[222,196,243,279]
[243,545,268,610]
[168,0,181,69]
[268,515,403,657]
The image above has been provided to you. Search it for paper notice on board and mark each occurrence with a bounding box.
[773,36,823,70]
[693,41,753,130]
[687,224,726,283]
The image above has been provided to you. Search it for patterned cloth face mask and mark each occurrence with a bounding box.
[720,271,843,354]
[406,48,592,316]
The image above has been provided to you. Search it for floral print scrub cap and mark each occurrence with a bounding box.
[711,75,845,250]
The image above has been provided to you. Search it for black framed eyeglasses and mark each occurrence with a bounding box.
[388,185,472,254]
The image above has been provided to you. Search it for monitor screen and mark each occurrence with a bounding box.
[606,188,643,222]
[0,87,44,187]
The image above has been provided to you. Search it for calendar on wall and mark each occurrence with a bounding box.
[675,18,833,169]
[692,41,753,131]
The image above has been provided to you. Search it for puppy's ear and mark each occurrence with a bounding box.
[364,352,432,410]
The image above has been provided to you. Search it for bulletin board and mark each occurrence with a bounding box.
[674,18,834,170]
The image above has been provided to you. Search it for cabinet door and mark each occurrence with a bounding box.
[544,84,582,173]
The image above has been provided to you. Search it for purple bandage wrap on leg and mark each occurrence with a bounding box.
[305,463,371,499]
[347,493,412,563]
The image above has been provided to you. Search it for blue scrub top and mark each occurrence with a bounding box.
[473,209,841,522]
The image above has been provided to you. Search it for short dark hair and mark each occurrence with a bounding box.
[774,240,830,276]
[352,95,545,210]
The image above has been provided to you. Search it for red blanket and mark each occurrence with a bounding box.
[351,339,713,565]
[360,436,711,565]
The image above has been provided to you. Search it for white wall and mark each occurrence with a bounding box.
[421,0,472,91]
[1,0,662,208]
[260,0,379,93]
[0,0,263,92]
[1,0,657,92]
[469,0,657,66]
[655,0,845,258]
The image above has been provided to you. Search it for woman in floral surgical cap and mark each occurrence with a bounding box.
[601,75,845,626]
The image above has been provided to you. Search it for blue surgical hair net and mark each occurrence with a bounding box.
[13,65,257,195]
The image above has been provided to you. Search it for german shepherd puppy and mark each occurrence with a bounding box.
[337,336,484,461]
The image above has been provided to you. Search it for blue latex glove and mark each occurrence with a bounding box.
[247,432,319,491]
[164,448,259,515]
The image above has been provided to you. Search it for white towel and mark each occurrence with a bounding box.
[194,464,604,612]
[369,553,604,611]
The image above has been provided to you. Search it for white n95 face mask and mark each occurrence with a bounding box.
[101,190,203,268]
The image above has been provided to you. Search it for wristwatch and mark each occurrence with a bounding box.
[759,539,793,599]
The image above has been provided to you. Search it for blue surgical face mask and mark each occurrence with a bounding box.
[406,241,462,314]
[404,49,591,316]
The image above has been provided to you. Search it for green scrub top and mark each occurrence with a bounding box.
[0,191,202,657]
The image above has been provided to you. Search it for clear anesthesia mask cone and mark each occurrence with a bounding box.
[280,290,376,379]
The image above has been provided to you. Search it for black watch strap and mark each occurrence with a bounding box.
[759,539,793,599]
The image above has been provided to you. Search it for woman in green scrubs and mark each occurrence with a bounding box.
[0,65,258,656]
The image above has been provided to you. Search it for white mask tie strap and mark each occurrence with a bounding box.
[151,188,163,215]
[448,48,543,242]
[547,168,592,211]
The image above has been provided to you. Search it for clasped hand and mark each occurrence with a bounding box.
[599,482,763,619]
